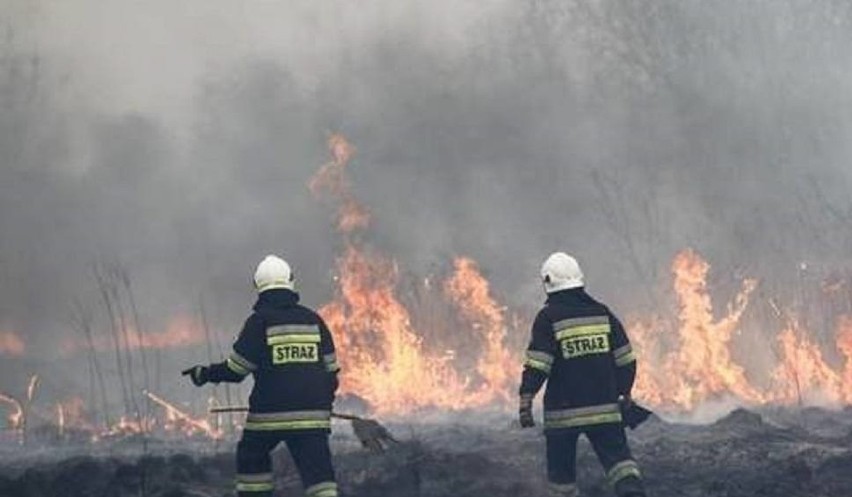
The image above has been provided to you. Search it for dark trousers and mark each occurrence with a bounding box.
[546,424,645,497]
[236,430,337,497]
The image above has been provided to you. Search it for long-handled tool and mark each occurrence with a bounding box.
[209,406,397,453]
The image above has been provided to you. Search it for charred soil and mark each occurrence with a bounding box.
[1,407,851,497]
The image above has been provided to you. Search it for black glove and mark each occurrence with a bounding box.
[181,365,210,387]
[519,395,535,428]
[620,394,653,430]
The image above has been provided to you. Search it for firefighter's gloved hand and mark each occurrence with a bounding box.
[519,395,535,428]
[182,365,210,387]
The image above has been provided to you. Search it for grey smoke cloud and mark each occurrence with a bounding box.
[2,0,852,391]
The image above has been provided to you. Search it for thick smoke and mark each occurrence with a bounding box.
[2,1,852,397]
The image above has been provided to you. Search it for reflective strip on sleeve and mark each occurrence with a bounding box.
[227,352,257,375]
[613,344,636,367]
[544,403,623,429]
[323,353,341,373]
[524,350,554,374]
[235,473,275,493]
[244,410,332,431]
[305,481,339,497]
[606,459,642,486]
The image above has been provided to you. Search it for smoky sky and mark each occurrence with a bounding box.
[3,0,852,371]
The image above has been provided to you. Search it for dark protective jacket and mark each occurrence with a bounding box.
[207,289,340,432]
[519,288,636,431]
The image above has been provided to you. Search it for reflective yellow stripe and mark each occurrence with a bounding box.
[524,358,552,374]
[555,324,611,341]
[525,350,553,373]
[236,473,274,483]
[230,351,257,372]
[544,403,623,429]
[323,353,340,372]
[545,412,623,428]
[235,481,275,492]
[306,481,338,497]
[615,350,636,367]
[526,350,554,365]
[244,410,332,431]
[227,358,251,376]
[244,419,332,431]
[607,459,642,485]
[267,334,321,345]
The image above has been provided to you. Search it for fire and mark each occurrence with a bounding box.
[9,136,852,436]
[628,249,852,412]
[624,316,668,407]
[306,136,852,416]
[771,318,841,405]
[444,257,519,404]
[144,391,222,439]
[668,250,763,407]
[308,133,369,233]
[311,135,519,414]
[624,250,763,409]
[0,331,25,356]
[320,244,477,414]
[838,316,852,403]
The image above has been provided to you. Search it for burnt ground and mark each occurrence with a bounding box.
[1,406,851,497]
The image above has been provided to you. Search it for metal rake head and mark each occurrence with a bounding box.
[350,417,398,453]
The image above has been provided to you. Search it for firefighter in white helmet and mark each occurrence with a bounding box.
[519,252,646,497]
[183,255,341,497]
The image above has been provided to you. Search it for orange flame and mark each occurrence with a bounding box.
[145,391,222,439]
[629,249,766,410]
[0,331,25,356]
[308,134,369,233]
[319,245,474,414]
[837,316,852,403]
[311,135,521,414]
[771,317,841,405]
[444,257,519,403]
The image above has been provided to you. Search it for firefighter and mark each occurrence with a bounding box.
[183,255,341,497]
[519,252,646,497]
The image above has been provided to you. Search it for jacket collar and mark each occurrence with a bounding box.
[545,287,593,306]
[253,288,300,311]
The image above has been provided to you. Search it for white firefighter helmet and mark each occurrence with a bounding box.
[253,255,295,292]
[541,252,584,293]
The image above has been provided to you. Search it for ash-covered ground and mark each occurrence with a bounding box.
[1,406,851,497]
